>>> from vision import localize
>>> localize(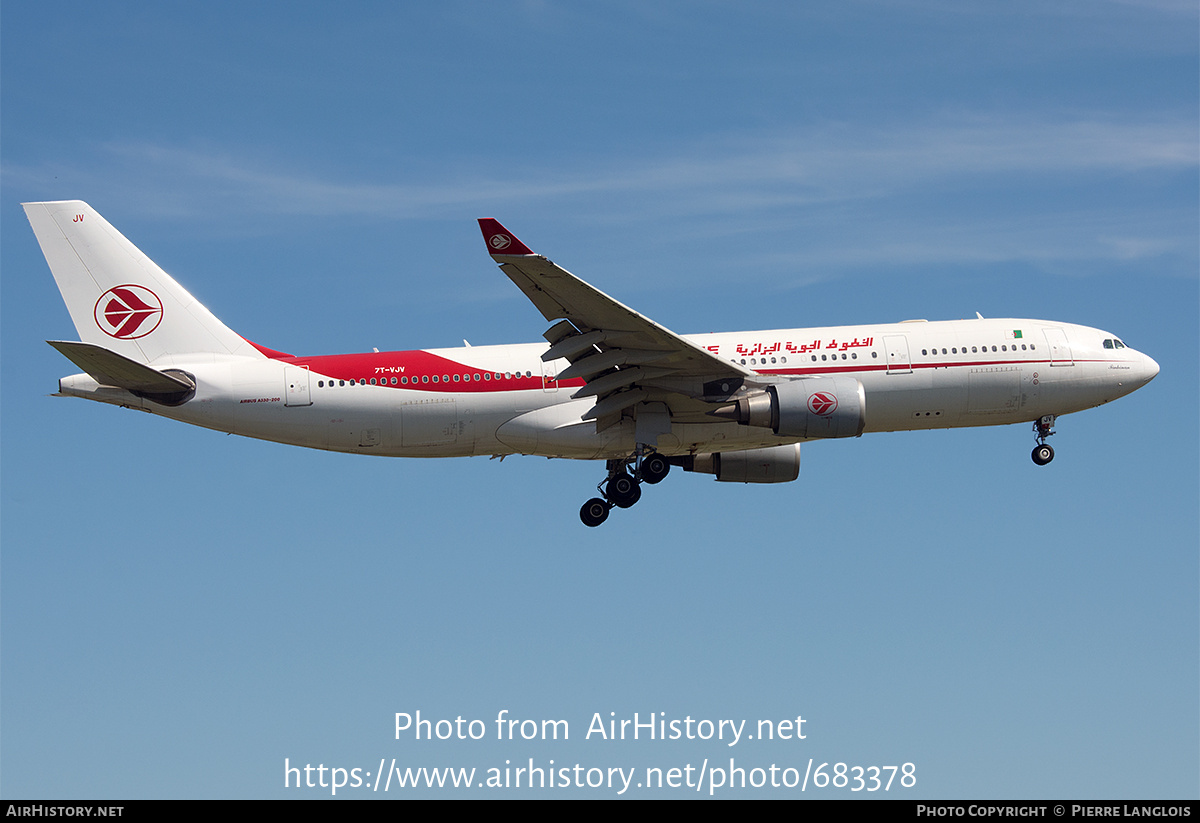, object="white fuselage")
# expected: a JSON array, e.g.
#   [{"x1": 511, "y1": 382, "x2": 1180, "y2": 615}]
[{"x1": 57, "y1": 317, "x2": 1159, "y2": 461}]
